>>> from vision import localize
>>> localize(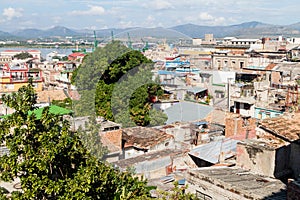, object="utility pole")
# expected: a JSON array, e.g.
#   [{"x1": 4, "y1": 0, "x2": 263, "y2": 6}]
[{"x1": 227, "y1": 78, "x2": 233, "y2": 111}]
